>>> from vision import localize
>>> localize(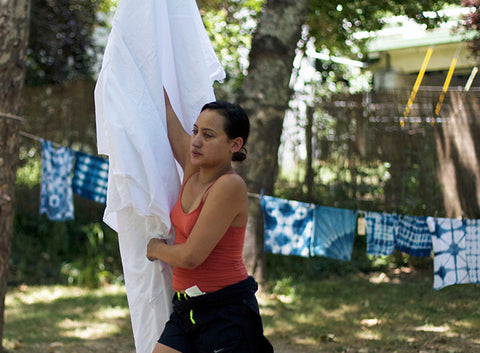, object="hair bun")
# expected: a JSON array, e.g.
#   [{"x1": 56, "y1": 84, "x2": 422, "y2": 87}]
[{"x1": 232, "y1": 147, "x2": 247, "y2": 162}]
